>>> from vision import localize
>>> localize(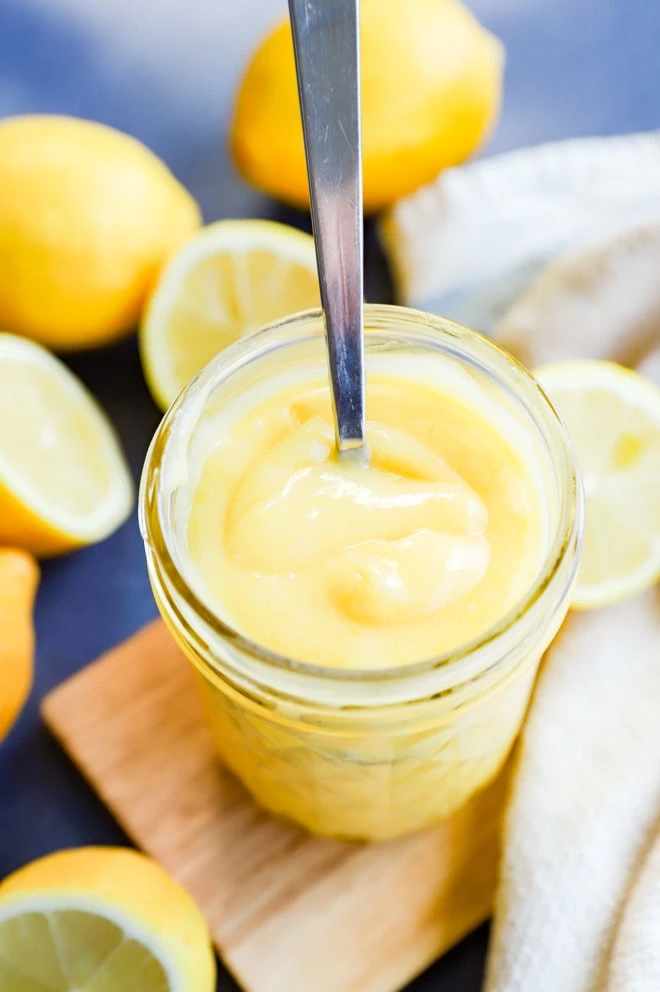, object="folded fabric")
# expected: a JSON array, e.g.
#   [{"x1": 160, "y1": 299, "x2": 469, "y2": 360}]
[
  {"x1": 476, "y1": 197, "x2": 660, "y2": 989},
  {"x1": 607, "y1": 831, "x2": 660, "y2": 991},
  {"x1": 639, "y1": 347, "x2": 660, "y2": 386},
  {"x1": 485, "y1": 590, "x2": 660, "y2": 992},
  {"x1": 493, "y1": 221, "x2": 660, "y2": 368},
  {"x1": 382, "y1": 132, "x2": 660, "y2": 333},
  {"x1": 383, "y1": 136, "x2": 660, "y2": 990}
]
